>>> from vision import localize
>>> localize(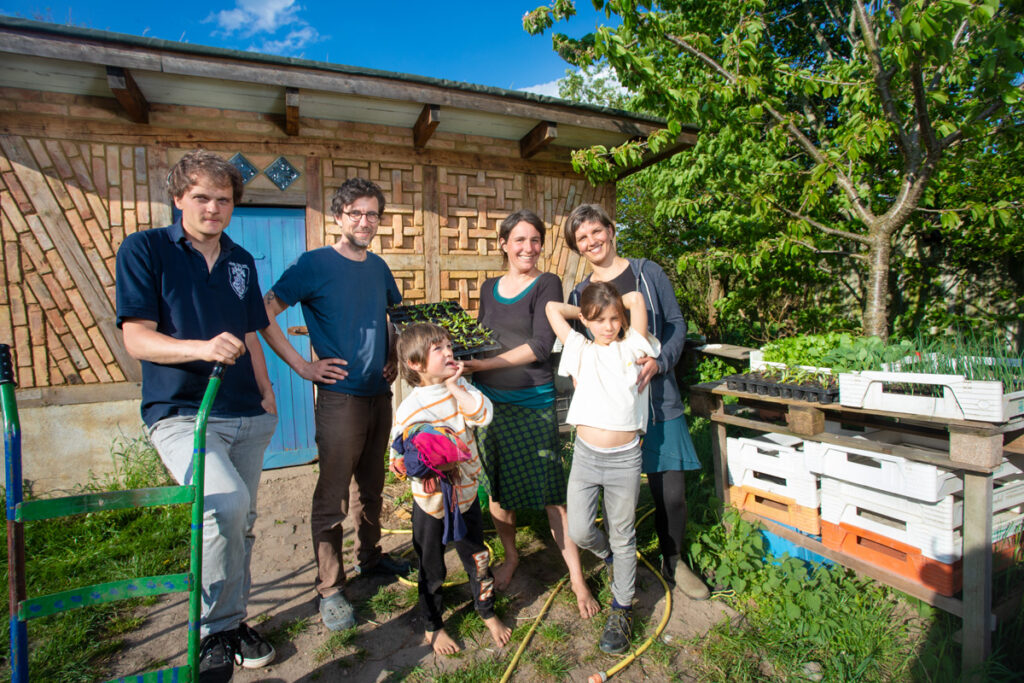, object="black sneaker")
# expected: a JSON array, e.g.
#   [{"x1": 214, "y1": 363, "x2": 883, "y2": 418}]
[
  {"x1": 199, "y1": 631, "x2": 241, "y2": 683},
  {"x1": 598, "y1": 607, "x2": 632, "y2": 655},
  {"x1": 236, "y1": 622, "x2": 275, "y2": 669}
]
